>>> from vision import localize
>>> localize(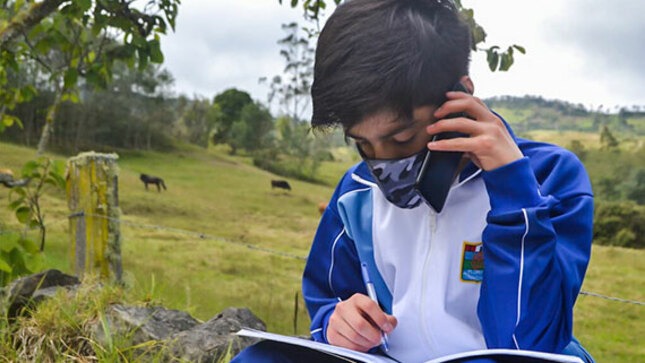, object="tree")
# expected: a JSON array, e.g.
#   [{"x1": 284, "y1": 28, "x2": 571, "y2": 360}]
[
  {"x1": 0, "y1": 0, "x2": 180, "y2": 154},
  {"x1": 280, "y1": 0, "x2": 525, "y2": 73},
  {"x1": 626, "y1": 169, "x2": 645, "y2": 205},
  {"x1": 593, "y1": 201, "x2": 645, "y2": 249},
  {"x1": 261, "y1": 22, "x2": 314, "y2": 122},
  {"x1": 273, "y1": 115, "x2": 325, "y2": 178},
  {"x1": 275, "y1": 115, "x2": 309, "y2": 157},
  {"x1": 596, "y1": 176, "x2": 621, "y2": 201},
  {"x1": 229, "y1": 102, "x2": 274, "y2": 154},
  {"x1": 568, "y1": 139, "x2": 587, "y2": 161},
  {"x1": 599, "y1": 125, "x2": 619, "y2": 150},
  {"x1": 2, "y1": 62, "x2": 178, "y2": 152},
  {"x1": 211, "y1": 88, "x2": 253, "y2": 145},
  {"x1": 179, "y1": 97, "x2": 221, "y2": 148}
]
